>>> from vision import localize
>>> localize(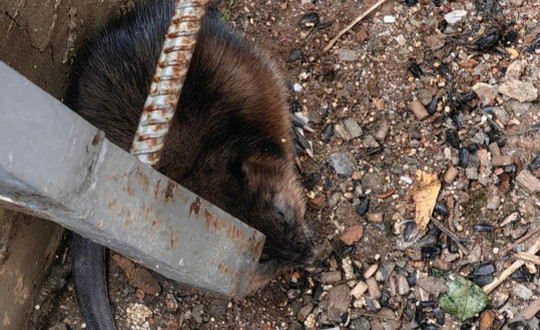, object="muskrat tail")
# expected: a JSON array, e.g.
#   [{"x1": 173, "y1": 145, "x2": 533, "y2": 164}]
[{"x1": 72, "y1": 234, "x2": 116, "y2": 330}]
